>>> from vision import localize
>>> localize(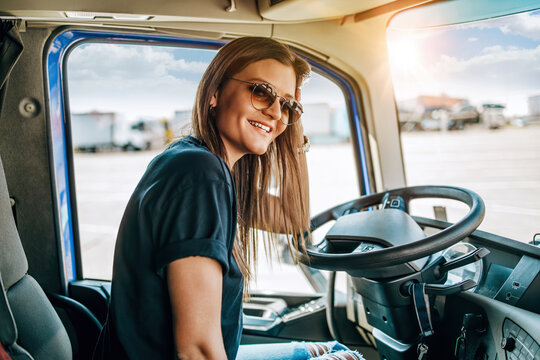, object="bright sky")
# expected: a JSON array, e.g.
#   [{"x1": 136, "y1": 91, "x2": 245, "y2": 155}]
[
  {"x1": 67, "y1": 45, "x2": 214, "y2": 121},
  {"x1": 387, "y1": 9, "x2": 540, "y2": 116}
]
